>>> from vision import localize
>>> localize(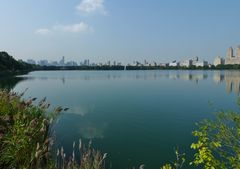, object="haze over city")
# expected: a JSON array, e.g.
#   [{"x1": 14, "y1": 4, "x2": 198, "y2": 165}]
[{"x1": 1, "y1": 0, "x2": 240, "y2": 64}]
